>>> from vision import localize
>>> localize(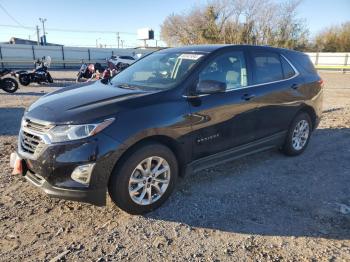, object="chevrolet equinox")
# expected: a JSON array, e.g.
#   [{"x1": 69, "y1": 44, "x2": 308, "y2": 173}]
[{"x1": 10, "y1": 45, "x2": 323, "y2": 214}]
